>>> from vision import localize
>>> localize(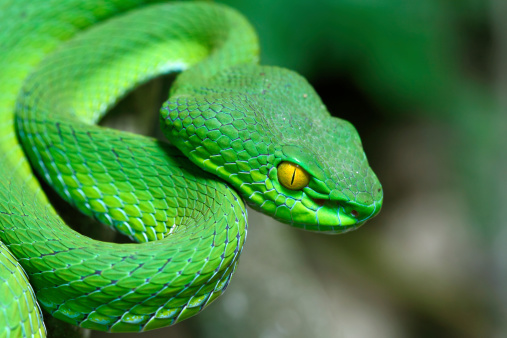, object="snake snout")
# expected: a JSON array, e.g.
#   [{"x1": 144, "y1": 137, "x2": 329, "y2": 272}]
[{"x1": 346, "y1": 199, "x2": 382, "y2": 223}]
